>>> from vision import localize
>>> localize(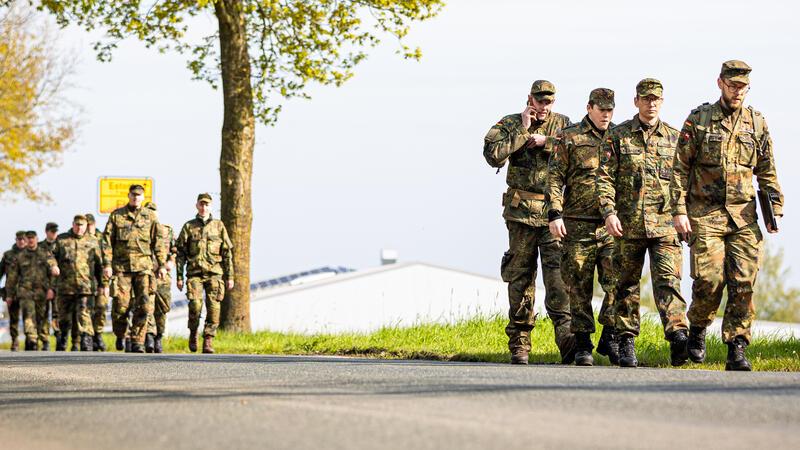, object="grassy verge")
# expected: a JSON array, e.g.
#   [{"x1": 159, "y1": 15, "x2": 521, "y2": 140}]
[
  {"x1": 4, "y1": 316, "x2": 798, "y2": 371},
  {"x1": 158, "y1": 315, "x2": 799, "y2": 371}
]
